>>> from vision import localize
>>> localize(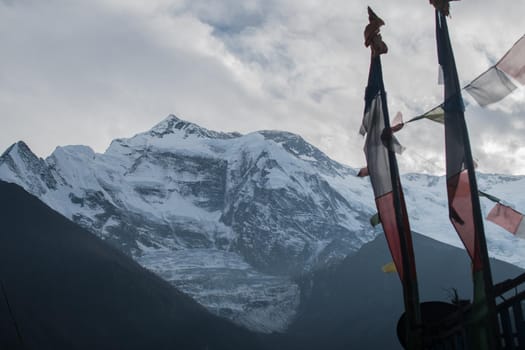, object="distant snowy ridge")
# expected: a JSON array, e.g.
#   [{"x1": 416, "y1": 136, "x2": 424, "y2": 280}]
[
  {"x1": 402, "y1": 172, "x2": 525, "y2": 268},
  {"x1": 2, "y1": 114, "x2": 525, "y2": 331}
]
